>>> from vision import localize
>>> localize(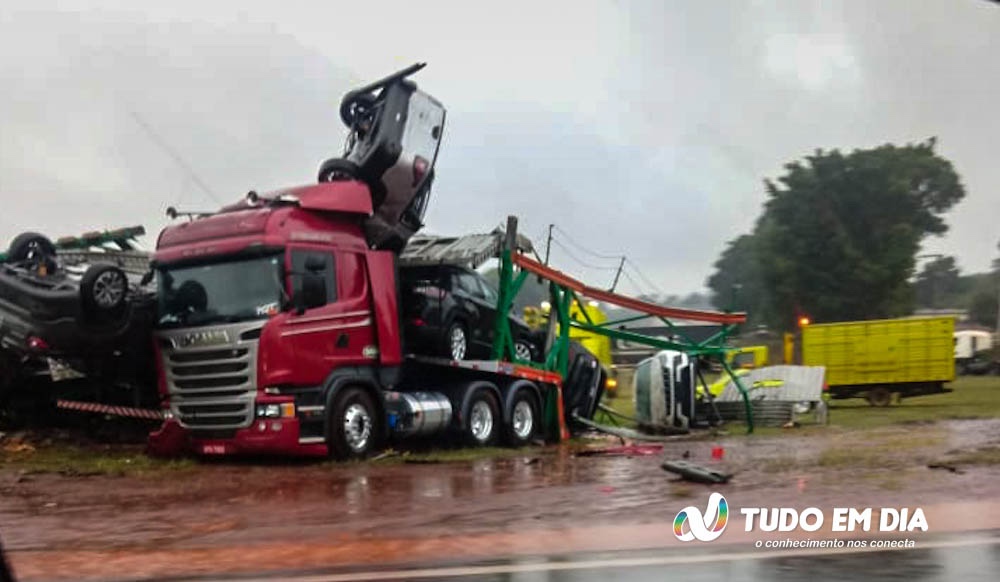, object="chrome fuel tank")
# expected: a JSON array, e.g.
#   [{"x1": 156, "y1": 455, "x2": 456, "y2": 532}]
[{"x1": 384, "y1": 391, "x2": 453, "y2": 437}]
